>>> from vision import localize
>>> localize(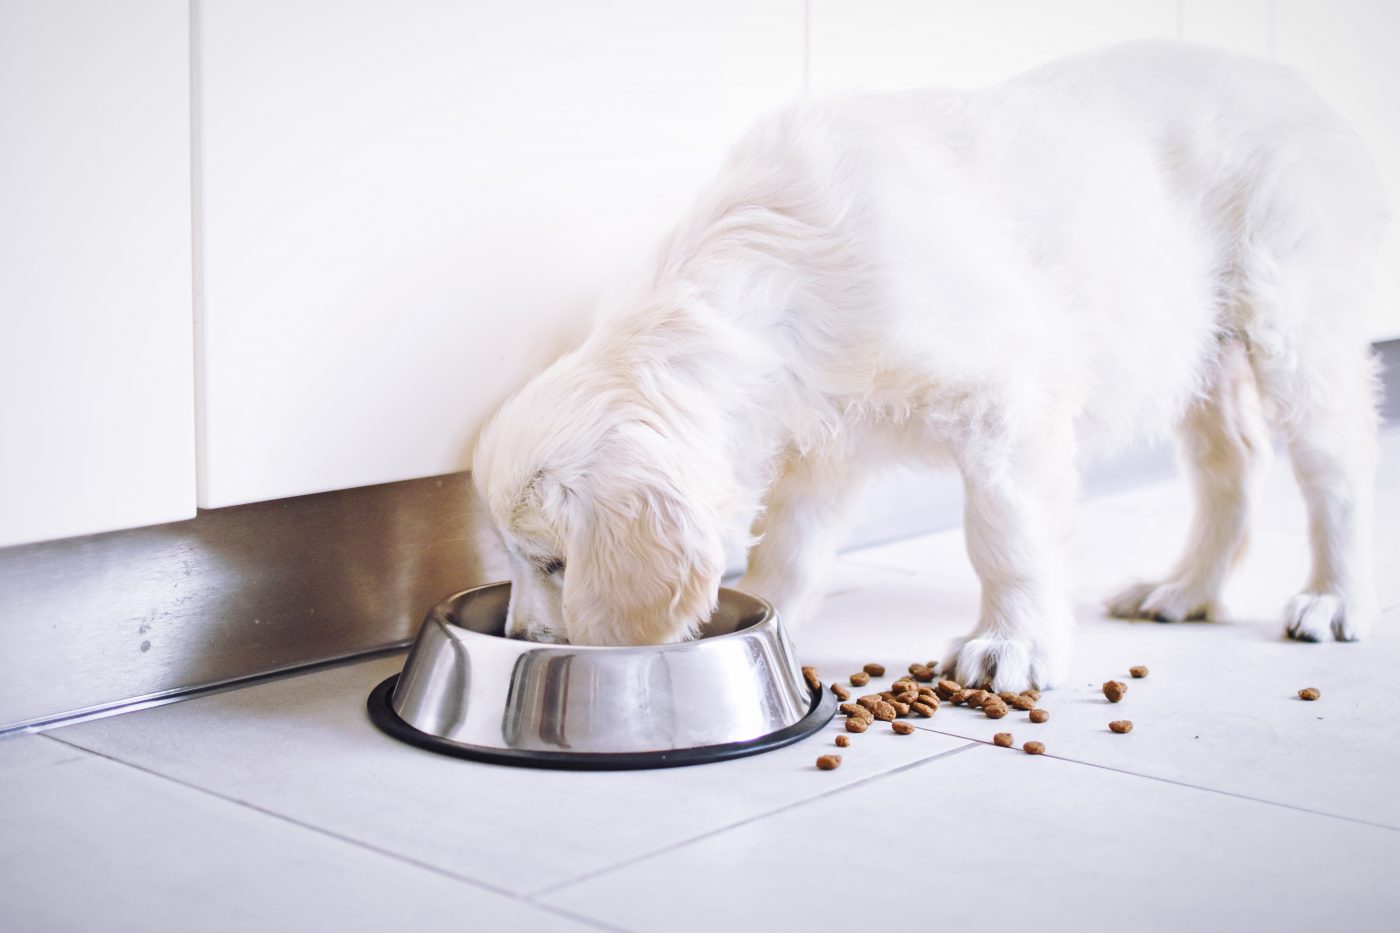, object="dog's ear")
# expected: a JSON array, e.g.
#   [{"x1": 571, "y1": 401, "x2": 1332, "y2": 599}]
[{"x1": 559, "y1": 454, "x2": 725, "y2": 646}]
